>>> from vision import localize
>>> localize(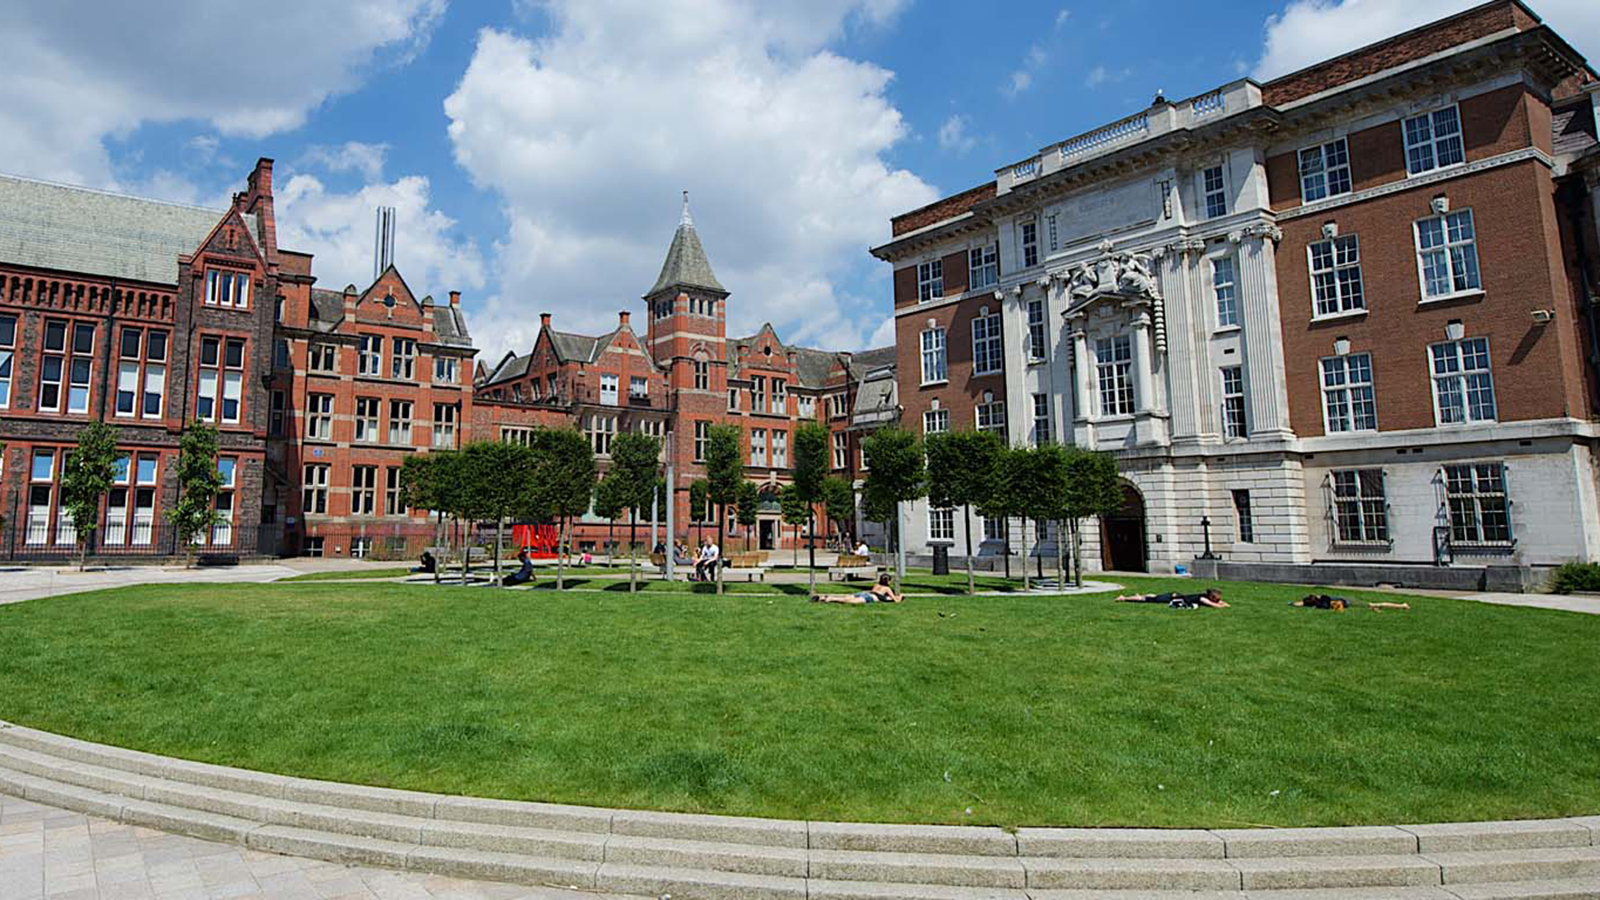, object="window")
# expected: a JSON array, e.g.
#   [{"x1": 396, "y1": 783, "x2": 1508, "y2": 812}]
[
  {"x1": 771, "y1": 379, "x2": 787, "y2": 415},
  {"x1": 1018, "y1": 218, "x2": 1039, "y2": 268},
  {"x1": 728, "y1": 388, "x2": 740, "y2": 411},
  {"x1": 693, "y1": 359, "x2": 709, "y2": 390},
  {"x1": 303, "y1": 537, "x2": 325, "y2": 558},
  {"x1": 751, "y1": 428, "x2": 768, "y2": 467},
  {"x1": 1431, "y1": 337, "x2": 1495, "y2": 424},
  {"x1": 502, "y1": 426, "x2": 535, "y2": 446},
  {"x1": 967, "y1": 313, "x2": 1003, "y2": 378},
  {"x1": 1202, "y1": 165, "x2": 1227, "y2": 219},
  {"x1": 916, "y1": 259, "x2": 944, "y2": 302},
  {"x1": 1221, "y1": 366, "x2": 1248, "y2": 439},
  {"x1": 828, "y1": 394, "x2": 848, "y2": 419},
  {"x1": 1404, "y1": 106, "x2": 1464, "y2": 175},
  {"x1": 1032, "y1": 394, "x2": 1051, "y2": 445},
  {"x1": 302, "y1": 464, "x2": 329, "y2": 515},
  {"x1": 434, "y1": 356, "x2": 458, "y2": 384},
  {"x1": 1025, "y1": 299, "x2": 1047, "y2": 362},
  {"x1": 976, "y1": 400, "x2": 1006, "y2": 438},
  {"x1": 212, "y1": 459, "x2": 236, "y2": 544},
  {"x1": 309, "y1": 343, "x2": 337, "y2": 373},
  {"x1": 969, "y1": 244, "x2": 999, "y2": 290},
  {"x1": 105, "y1": 456, "x2": 130, "y2": 546},
  {"x1": 385, "y1": 467, "x2": 406, "y2": 516},
  {"x1": 929, "y1": 507, "x2": 955, "y2": 542},
  {"x1": 772, "y1": 430, "x2": 788, "y2": 468},
  {"x1": 390, "y1": 338, "x2": 416, "y2": 380},
  {"x1": 1298, "y1": 138, "x2": 1352, "y2": 201},
  {"x1": 388, "y1": 400, "x2": 413, "y2": 444},
  {"x1": 1309, "y1": 235, "x2": 1364, "y2": 317},
  {"x1": 923, "y1": 408, "x2": 950, "y2": 435},
  {"x1": 1321, "y1": 354, "x2": 1376, "y2": 433},
  {"x1": 269, "y1": 390, "x2": 285, "y2": 437},
  {"x1": 833, "y1": 431, "x2": 848, "y2": 469},
  {"x1": 0, "y1": 313, "x2": 12, "y2": 407},
  {"x1": 40, "y1": 320, "x2": 94, "y2": 414},
  {"x1": 433, "y1": 403, "x2": 458, "y2": 449},
  {"x1": 797, "y1": 395, "x2": 815, "y2": 418},
  {"x1": 1213, "y1": 257, "x2": 1239, "y2": 327},
  {"x1": 351, "y1": 537, "x2": 372, "y2": 559},
  {"x1": 630, "y1": 376, "x2": 649, "y2": 399},
  {"x1": 354, "y1": 397, "x2": 380, "y2": 443},
  {"x1": 27, "y1": 451, "x2": 56, "y2": 545},
  {"x1": 273, "y1": 339, "x2": 290, "y2": 370},
  {"x1": 115, "y1": 327, "x2": 167, "y2": 419},
  {"x1": 307, "y1": 393, "x2": 334, "y2": 440},
  {"x1": 1443, "y1": 463, "x2": 1512, "y2": 546},
  {"x1": 358, "y1": 335, "x2": 382, "y2": 376},
  {"x1": 205, "y1": 269, "x2": 250, "y2": 308},
  {"x1": 983, "y1": 517, "x2": 1005, "y2": 542},
  {"x1": 197, "y1": 337, "x2": 244, "y2": 423},
  {"x1": 1331, "y1": 469, "x2": 1388, "y2": 544},
  {"x1": 694, "y1": 421, "x2": 710, "y2": 462},
  {"x1": 352, "y1": 466, "x2": 377, "y2": 516},
  {"x1": 750, "y1": 376, "x2": 766, "y2": 412},
  {"x1": 920, "y1": 328, "x2": 947, "y2": 384},
  {"x1": 600, "y1": 373, "x2": 619, "y2": 405},
  {"x1": 1416, "y1": 209, "x2": 1480, "y2": 300},
  {"x1": 1233, "y1": 490, "x2": 1254, "y2": 543},
  {"x1": 1095, "y1": 335, "x2": 1135, "y2": 416}
]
